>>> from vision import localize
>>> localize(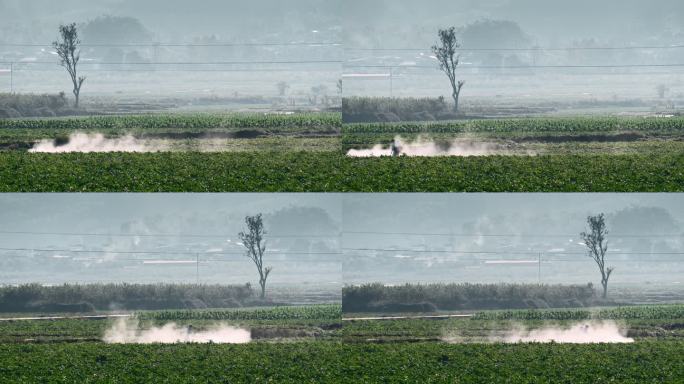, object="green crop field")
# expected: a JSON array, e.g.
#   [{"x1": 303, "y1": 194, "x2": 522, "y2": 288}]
[
  {"x1": 1, "y1": 304, "x2": 682, "y2": 382},
  {"x1": 341, "y1": 304, "x2": 684, "y2": 341},
  {"x1": 0, "y1": 112, "x2": 341, "y2": 152},
  {"x1": 1, "y1": 115, "x2": 683, "y2": 191},
  {"x1": 0, "y1": 341, "x2": 681, "y2": 383},
  {"x1": 343, "y1": 117, "x2": 684, "y2": 134},
  {"x1": 136, "y1": 304, "x2": 342, "y2": 322},
  {"x1": 331, "y1": 304, "x2": 684, "y2": 382},
  {"x1": 472, "y1": 304, "x2": 684, "y2": 321},
  {"x1": 0, "y1": 112, "x2": 341, "y2": 131},
  {"x1": 342, "y1": 117, "x2": 684, "y2": 154},
  {"x1": 0, "y1": 304, "x2": 343, "y2": 344},
  {"x1": 1, "y1": 152, "x2": 683, "y2": 192}
]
